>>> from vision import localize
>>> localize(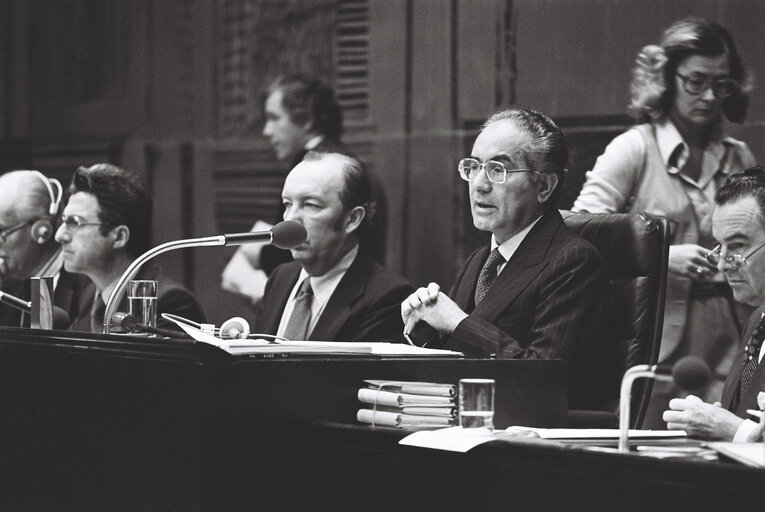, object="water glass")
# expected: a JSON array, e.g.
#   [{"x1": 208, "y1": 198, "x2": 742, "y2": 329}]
[
  {"x1": 459, "y1": 378, "x2": 495, "y2": 429},
  {"x1": 128, "y1": 280, "x2": 158, "y2": 334}
]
